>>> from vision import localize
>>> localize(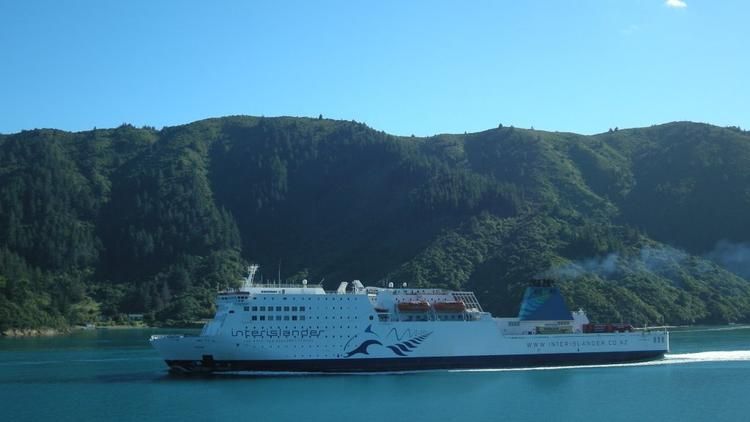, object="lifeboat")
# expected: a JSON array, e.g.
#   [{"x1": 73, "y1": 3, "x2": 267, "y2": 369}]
[
  {"x1": 397, "y1": 301, "x2": 431, "y2": 312},
  {"x1": 433, "y1": 301, "x2": 466, "y2": 313}
]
